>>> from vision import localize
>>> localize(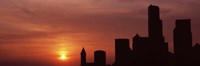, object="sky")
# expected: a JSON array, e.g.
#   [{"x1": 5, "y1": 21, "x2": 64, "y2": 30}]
[{"x1": 0, "y1": 0, "x2": 200, "y2": 66}]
